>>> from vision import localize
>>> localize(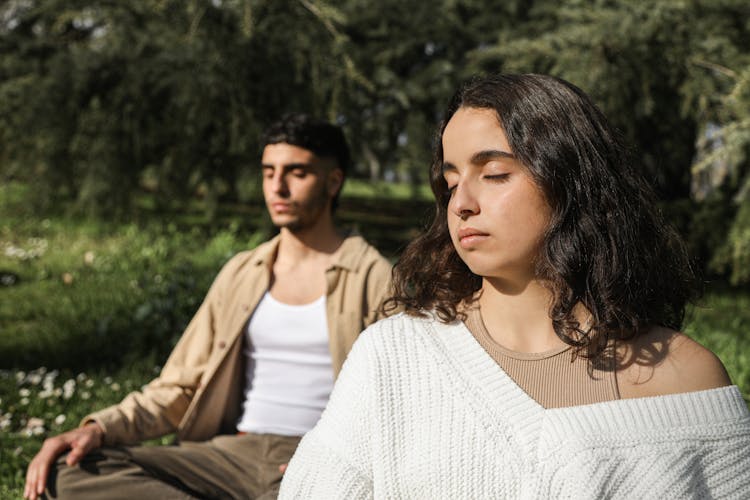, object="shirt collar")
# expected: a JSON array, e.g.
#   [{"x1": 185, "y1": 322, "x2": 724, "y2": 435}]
[{"x1": 250, "y1": 232, "x2": 368, "y2": 273}]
